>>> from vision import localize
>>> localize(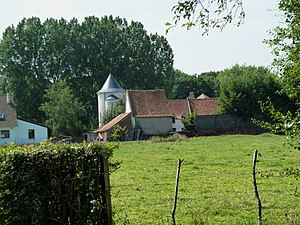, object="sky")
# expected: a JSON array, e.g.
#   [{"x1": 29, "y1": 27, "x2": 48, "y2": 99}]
[{"x1": 0, "y1": 0, "x2": 280, "y2": 74}]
